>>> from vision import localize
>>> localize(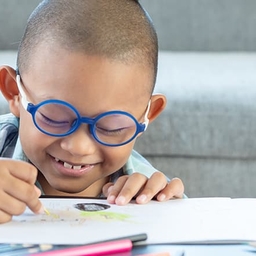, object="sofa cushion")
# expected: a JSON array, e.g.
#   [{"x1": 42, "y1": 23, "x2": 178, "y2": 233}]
[{"x1": 135, "y1": 52, "x2": 256, "y2": 159}]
